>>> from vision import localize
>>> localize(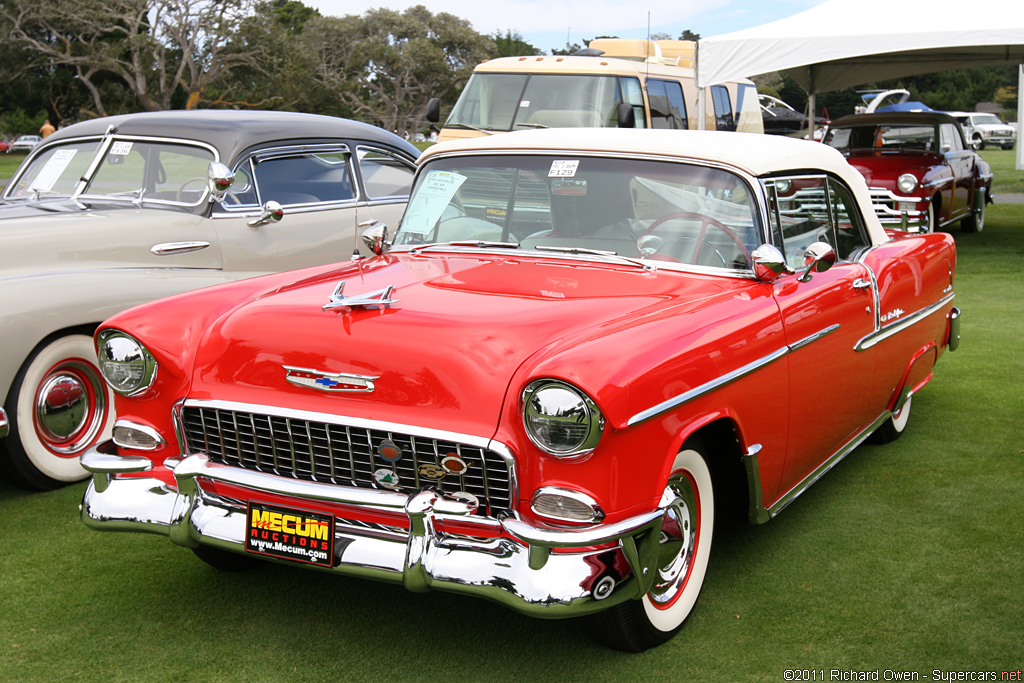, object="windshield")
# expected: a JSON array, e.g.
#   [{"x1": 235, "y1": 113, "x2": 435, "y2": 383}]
[
  {"x1": 823, "y1": 123, "x2": 937, "y2": 152},
  {"x1": 4, "y1": 141, "x2": 101, "y2": 199},
  {"x1": 446, "y1": 73, "x2": 644, "y2": 132},
  {"x1": 4, "y1": 138, "x2": 215, "y2": 205},
  {"x1": 396, "y1": 155, "x2": 761, "y2": 270},
  {"x1": 972, "y1": 114, "x2": 1003, "y2": 126}
]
